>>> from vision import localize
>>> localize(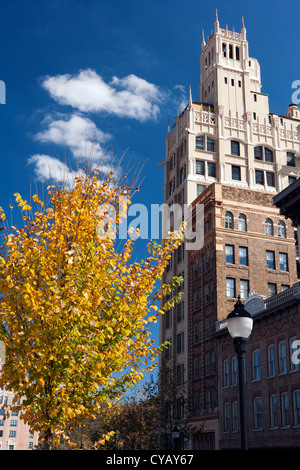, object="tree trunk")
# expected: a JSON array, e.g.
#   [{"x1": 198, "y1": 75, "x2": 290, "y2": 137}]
[{"x1": 43, "y1": 428, "x2": 53, "y2": 450}]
